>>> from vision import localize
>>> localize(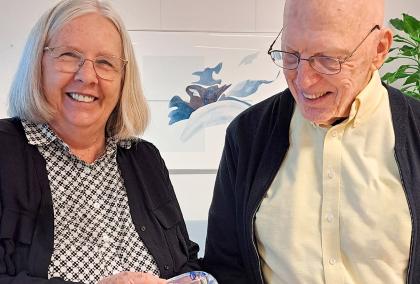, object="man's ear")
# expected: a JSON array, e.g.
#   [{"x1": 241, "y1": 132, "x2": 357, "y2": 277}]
[{"x1": 372, "y1": 28, "x2": 393, "y2": 69}]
